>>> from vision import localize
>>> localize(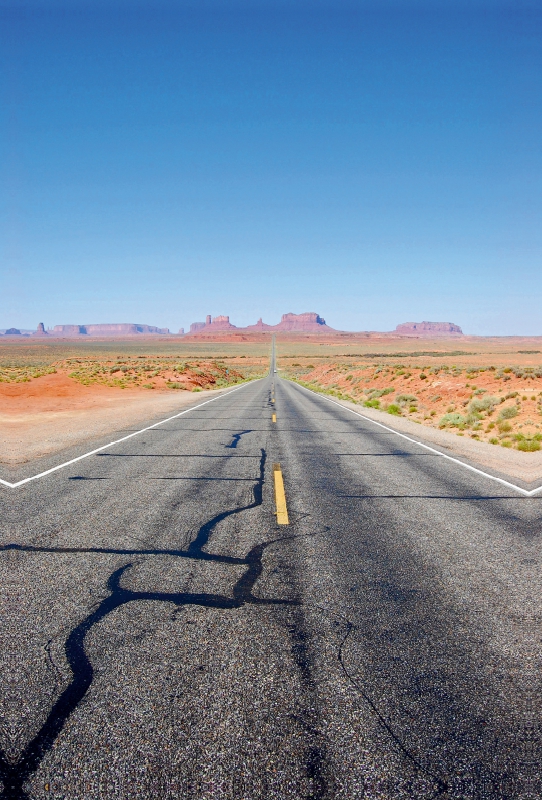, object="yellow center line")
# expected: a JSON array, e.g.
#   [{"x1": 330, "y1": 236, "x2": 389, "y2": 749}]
[
  {"x1": 273, "y1": 463, "x2": 289, "y2": 525},
  {"x1": 272, "y1": 412, "x2": 276, "y2": 423}
]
